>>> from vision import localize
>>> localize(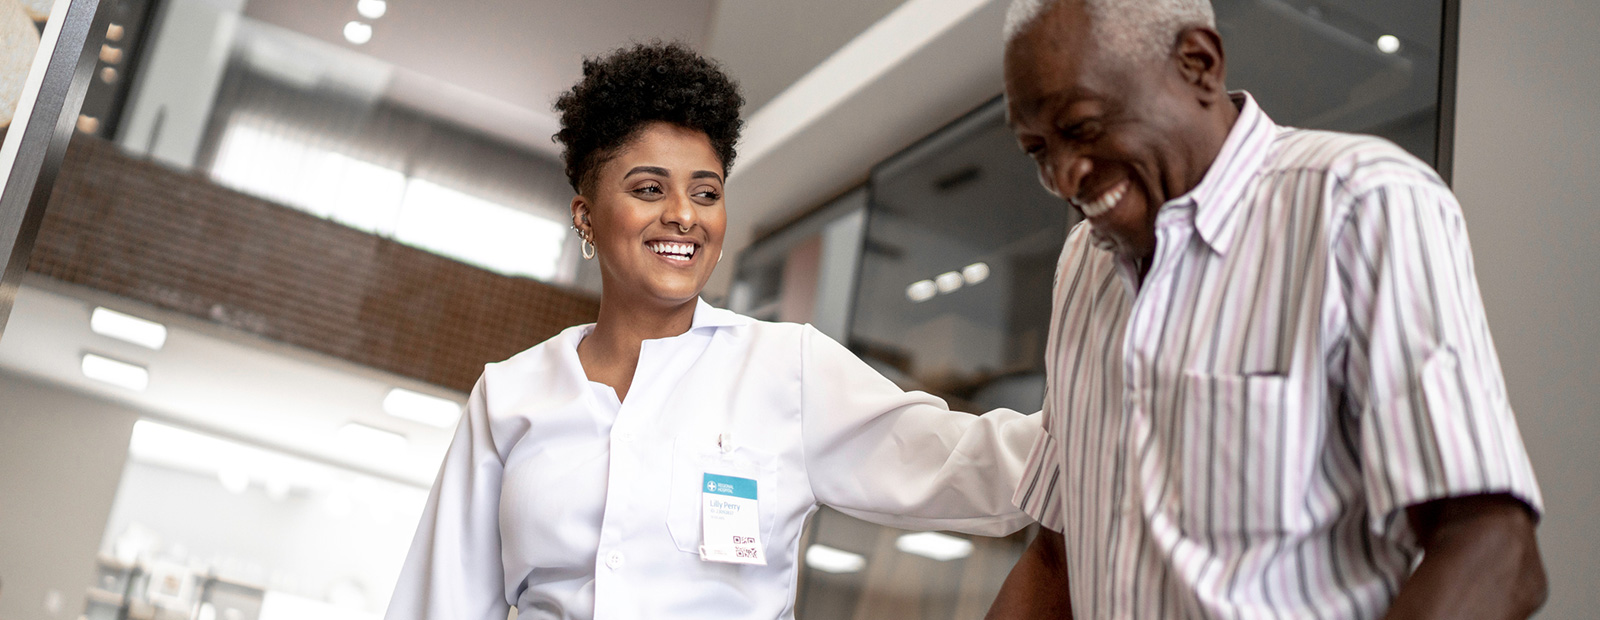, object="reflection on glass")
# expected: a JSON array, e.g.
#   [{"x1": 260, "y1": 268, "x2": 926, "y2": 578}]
[
  {"x1": 1218, "y1": 0, "x2": 1445, "y2": 164},
  {"x1": 850, "y1": 98, "x2": 1071, "y2": 416}
]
